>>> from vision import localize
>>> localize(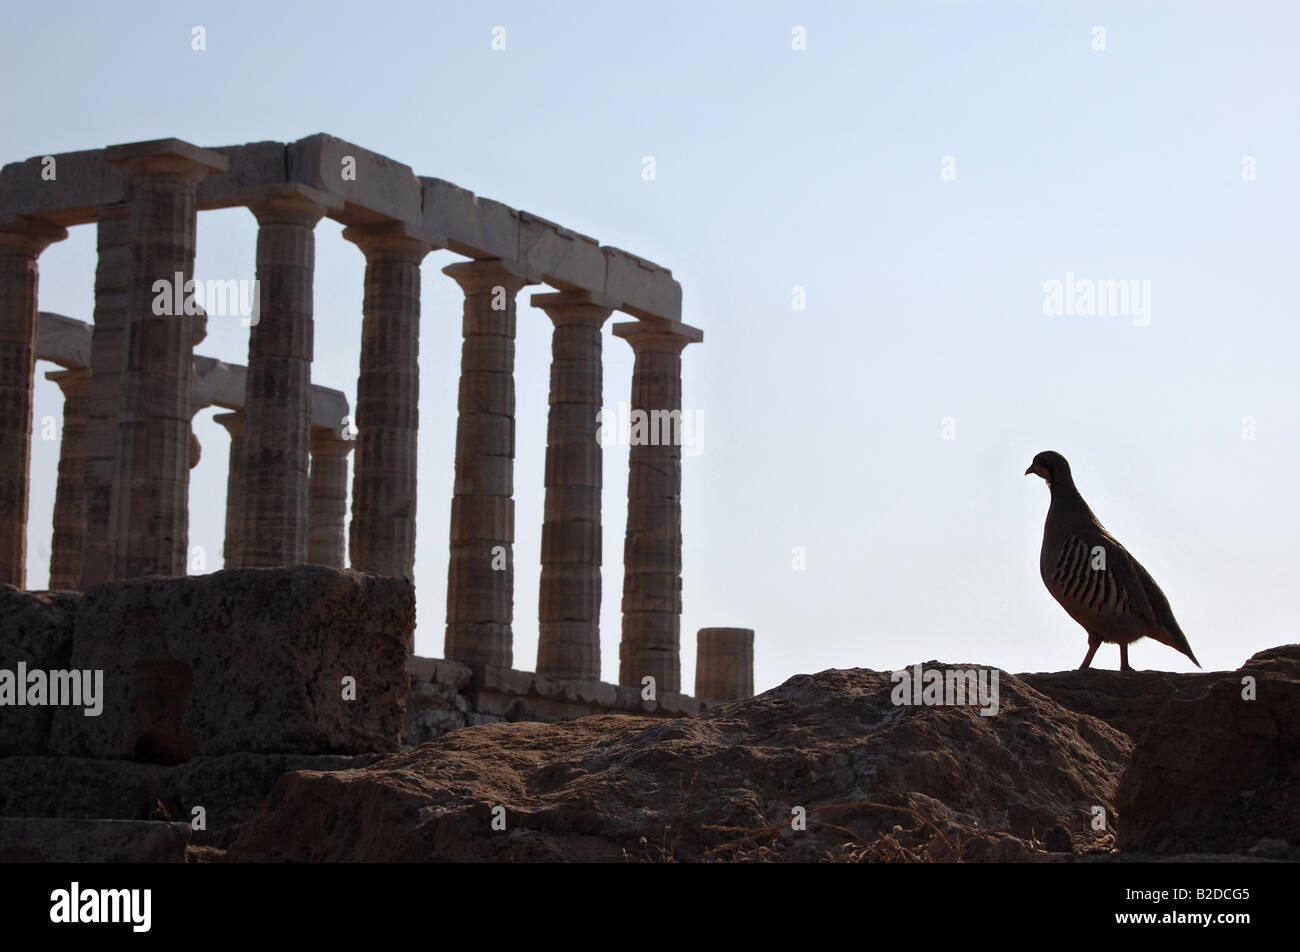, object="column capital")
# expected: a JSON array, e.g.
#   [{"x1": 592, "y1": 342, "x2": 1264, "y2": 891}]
[
  {"x1": 342, "y1": 221, "x2": 438, "y2": 259},
  {"x1": 612, "y1": 318, "x2": 703, "y2": 354},
  {"x1": 311, "y1": 425, "x2": 356, "y2": 456},
  {"x1": 245, "y1": 183, "x2": 342, "y2": 227},
  {"x1": 106, "y1": 138, "x2": 229, "y2": 183},
  {"x1": 443, "y1": 257, "x2": 530, "y2": 296},
  {"x1": 0, "y1": 216, "x2": 68, "y2": 256},
  {"x1": 212, "y1": 409, "x2": 245, "y2": 438},
  {"x1": 45, "y1": 367, "x2": 92, "y2": 397},
  {"x1": 531, "y1": 290, "x2": 615, "y2": 327}
]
